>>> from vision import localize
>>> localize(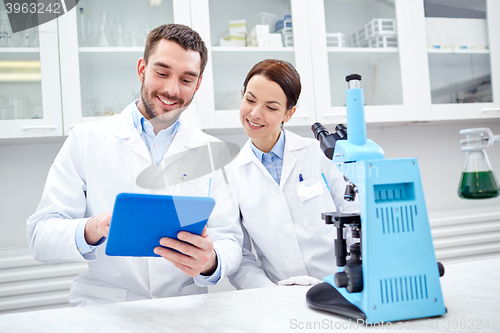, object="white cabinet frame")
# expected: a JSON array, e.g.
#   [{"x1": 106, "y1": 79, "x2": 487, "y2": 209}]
[
  {"x1": 191, "y1": 0, "x2": 317, "y2": 130},
  {"x1": 58, "y1": 0, "x2": 192, "y2": 135},
  {"x1": 0, "y1": 19, "x2": 63, "y2": 139}
]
